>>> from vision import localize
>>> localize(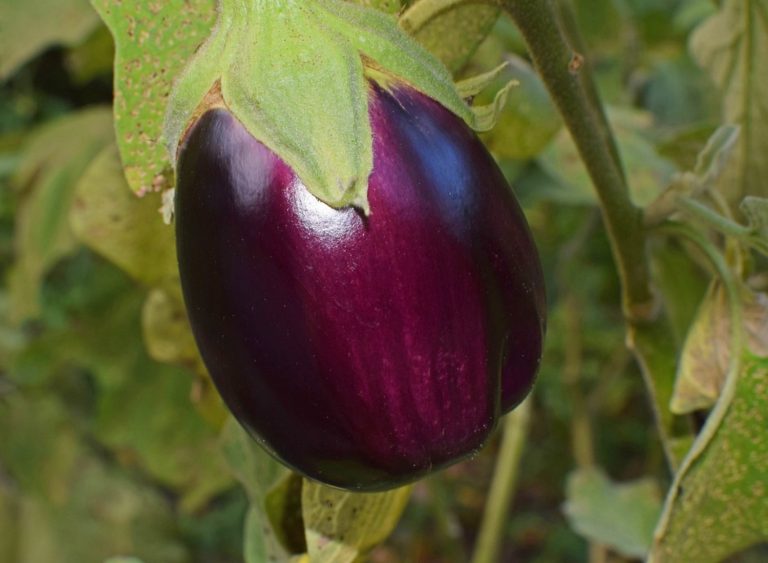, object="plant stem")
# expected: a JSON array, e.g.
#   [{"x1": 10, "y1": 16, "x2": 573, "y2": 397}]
[
  {"x1": 470, "y1": 398, "x2": 532, "y2": 563},
  {"x1": 500, "y1": 0, "x2": 653, "y2": 321}
]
